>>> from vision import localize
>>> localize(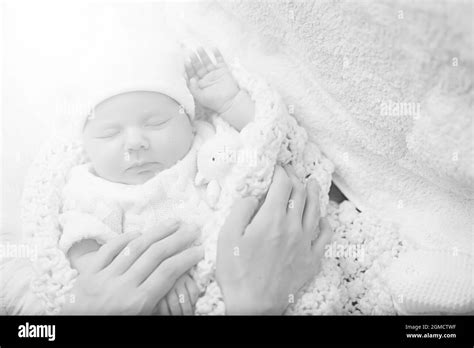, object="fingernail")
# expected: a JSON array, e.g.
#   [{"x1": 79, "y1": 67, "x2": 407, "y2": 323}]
[
  {"x1": 248, "y1": 196, "x2": 259, "y2": 207},
  {"x1": 165, "y1": 218, "x2": 180, "y2": 228}
]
